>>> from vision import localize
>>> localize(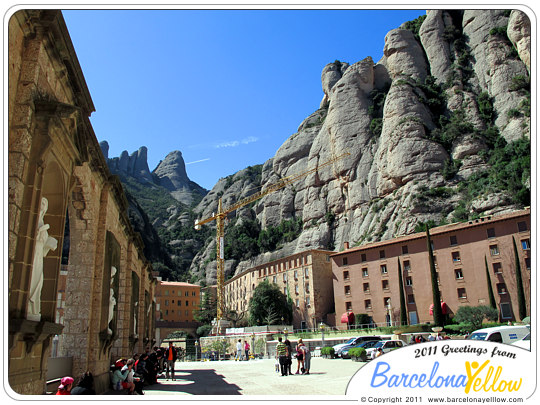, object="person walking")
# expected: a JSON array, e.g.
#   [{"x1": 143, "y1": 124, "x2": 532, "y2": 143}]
[
  {"x1": 295, "y1": 339, "x2": 305, "y2": 374},
  {"x1": 244, "y1": 340, "x2": 250, "y2": 361},
  {"x1": 164, "y1": 342, "x2": 178, "y2": 381},
  {"x1": 284, "y1": 339, "x2": 293, "y2": 376},
  {"x1": 236, "y1": 339, "x2": 243, "y2": 361},
  {"x1": 300, "y1": 341, "x2": 311, "y2": 375},
  {"x1": 276, "y1": 337, "x2": 288, "y2": 376}
]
